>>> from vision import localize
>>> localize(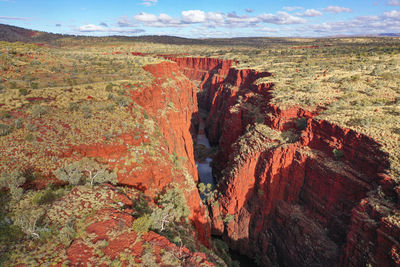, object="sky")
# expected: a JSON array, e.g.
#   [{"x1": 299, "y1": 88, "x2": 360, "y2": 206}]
[{"x1": 0, "y1": 0, "x2": 400, "y2": 38}]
